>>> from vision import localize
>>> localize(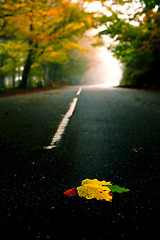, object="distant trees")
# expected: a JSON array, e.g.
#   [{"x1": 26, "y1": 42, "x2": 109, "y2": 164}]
[
  {"x1": 1, "y1": 0, "x2": 159, "y2": 90},
  {"x1": 98, "y1": 0, "x2": 160, "y2": 88},
  {"x1": 0, "y1": 0, "x2": 98, "y2": 89}
]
